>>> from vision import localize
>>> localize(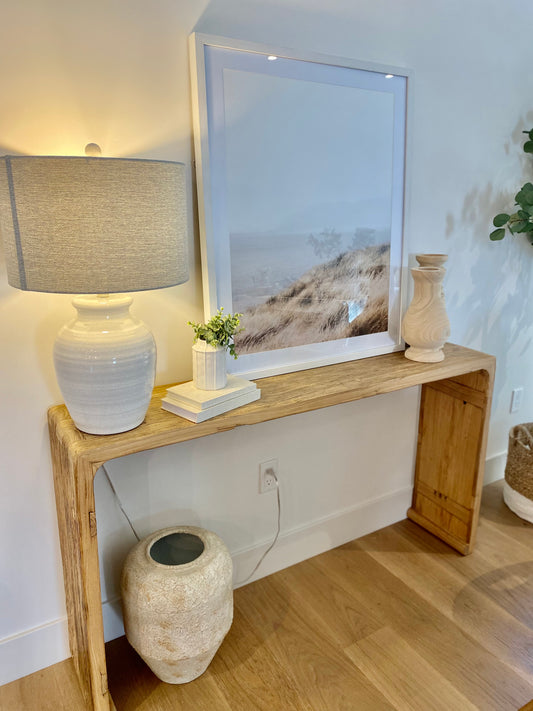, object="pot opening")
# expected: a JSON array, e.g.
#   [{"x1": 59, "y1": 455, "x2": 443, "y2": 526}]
[{"x1": 150, "y1": 532, "x2": 205, "y2": 566}]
